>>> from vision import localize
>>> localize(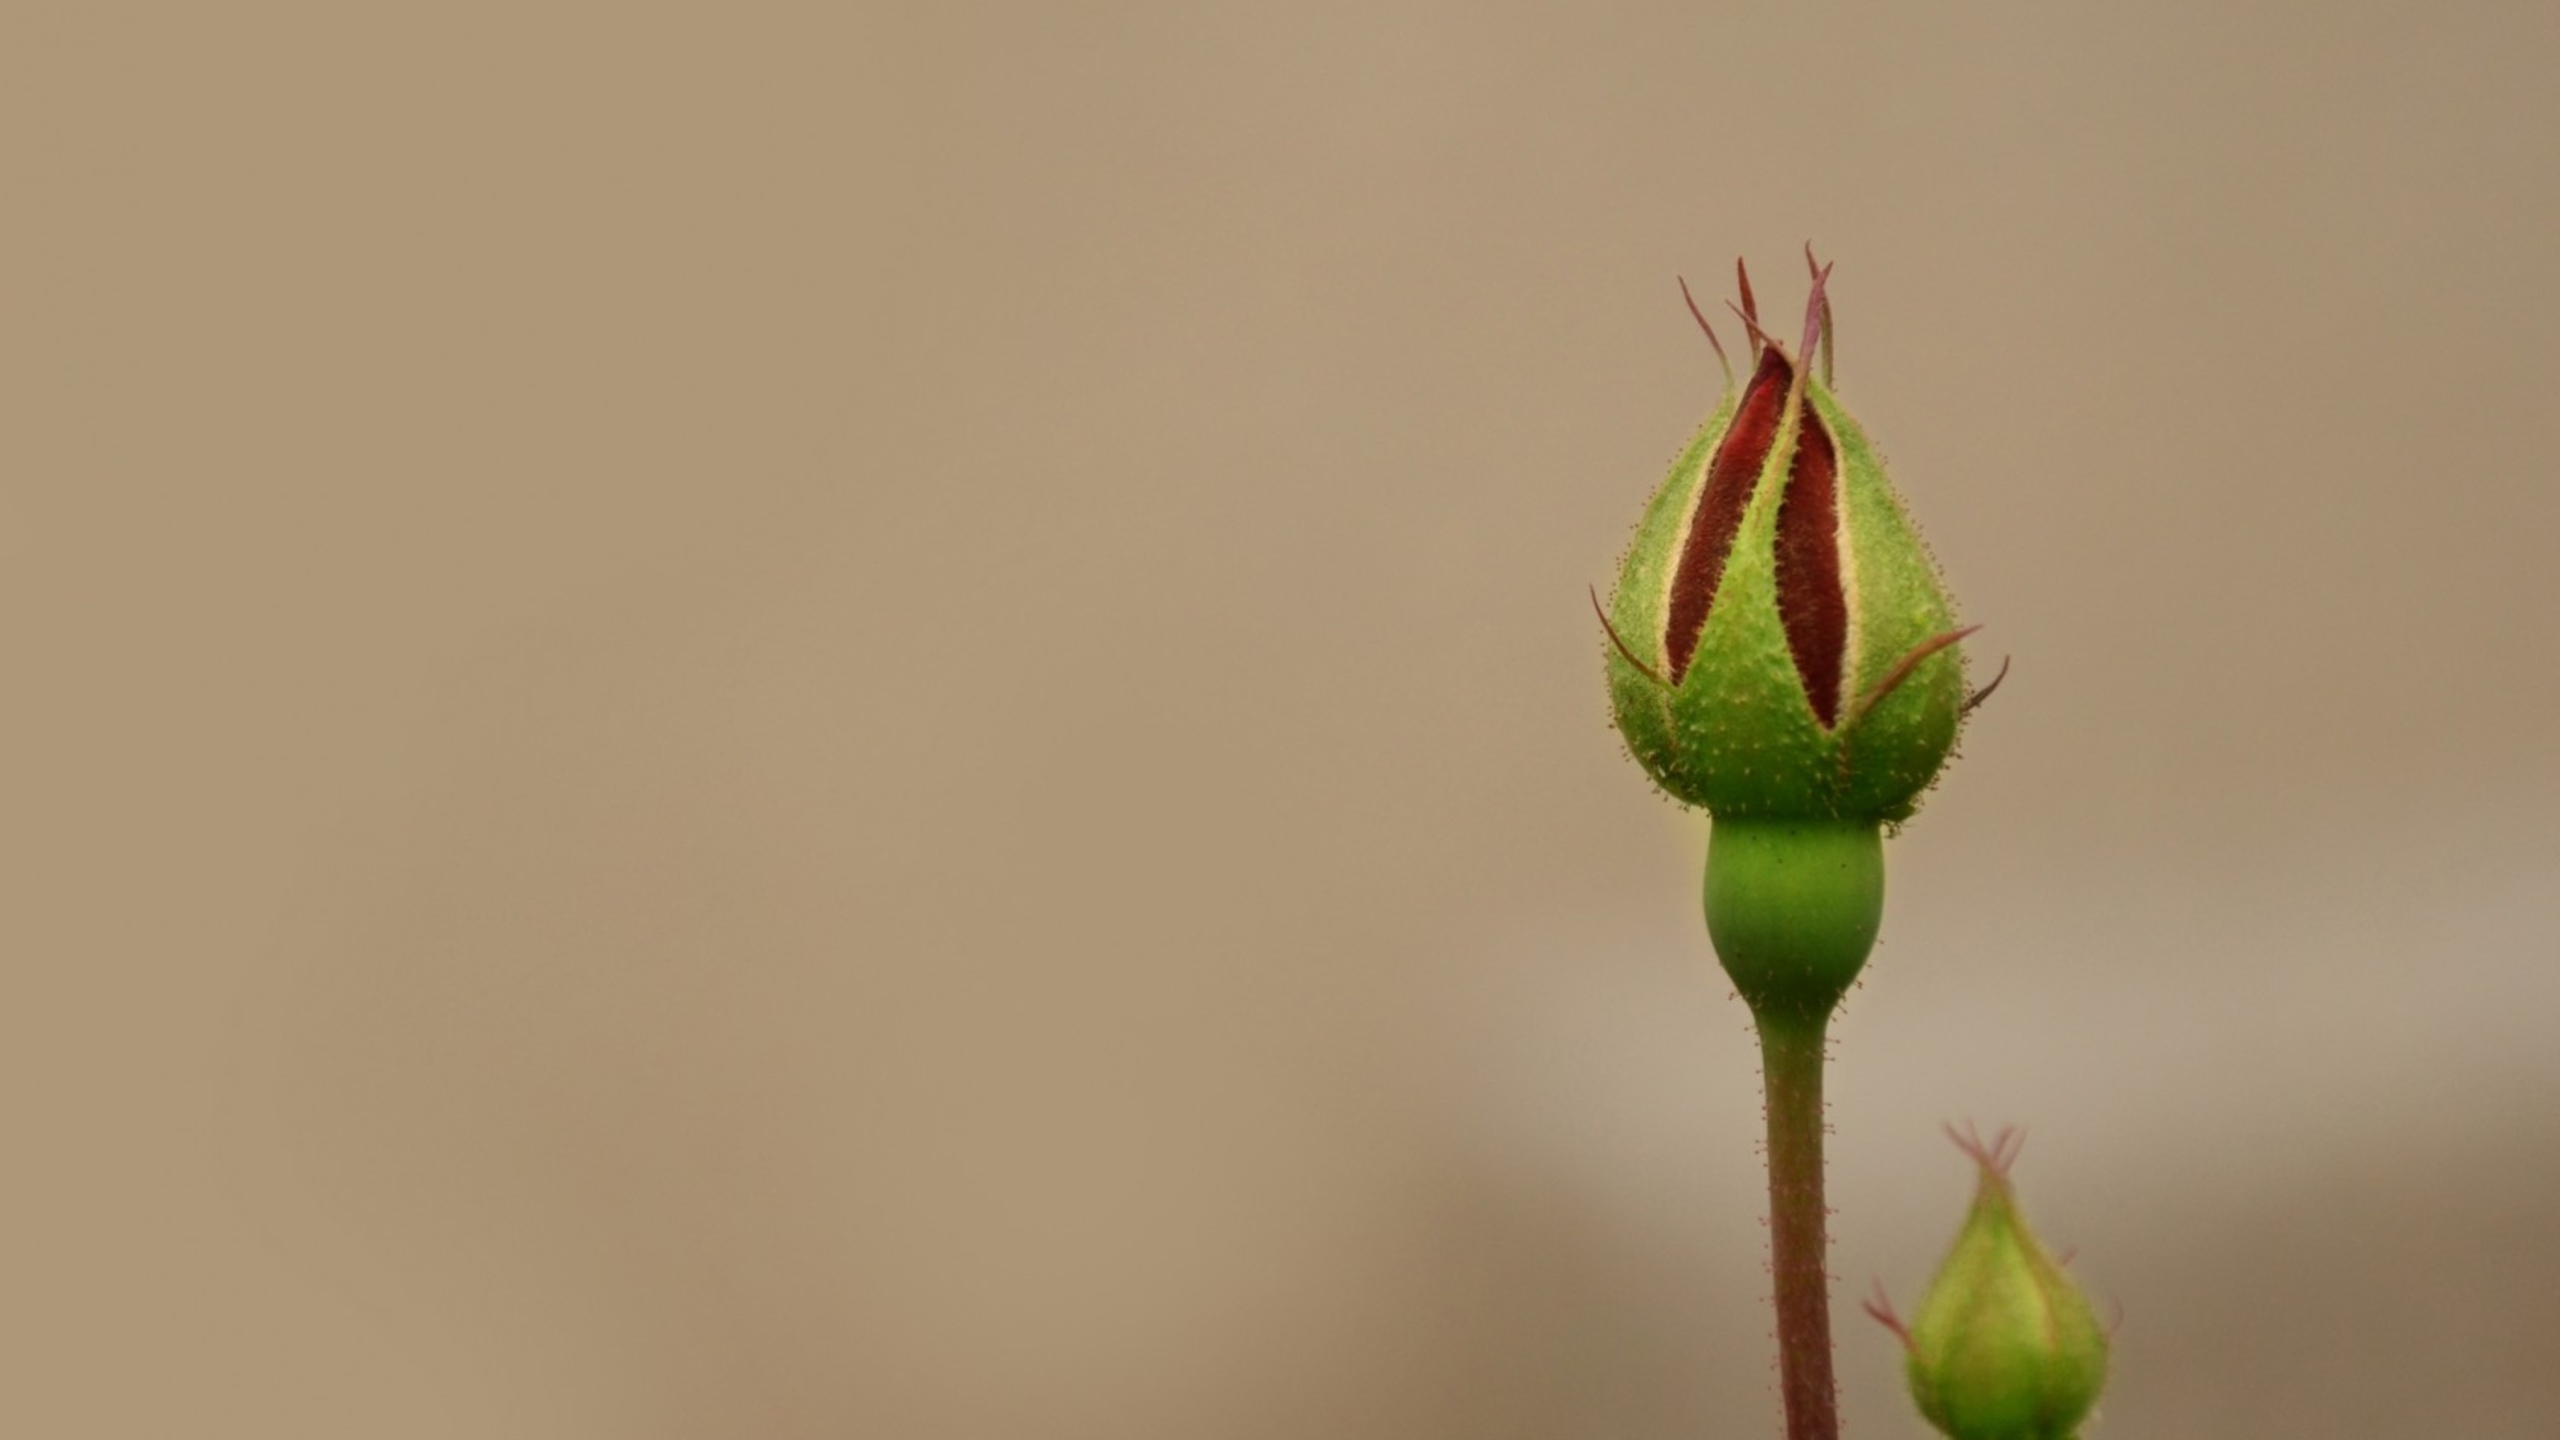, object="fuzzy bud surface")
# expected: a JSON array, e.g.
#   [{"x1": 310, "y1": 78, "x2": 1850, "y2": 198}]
[{"x1": 1603, "y1": 260, "x2": 1975, "y2": 824}]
